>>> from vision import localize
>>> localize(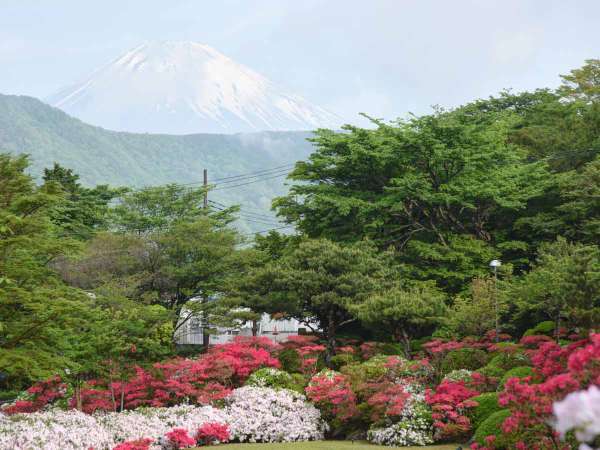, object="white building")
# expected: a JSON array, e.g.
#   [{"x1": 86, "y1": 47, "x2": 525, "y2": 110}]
[{"x1": 174, "y1": 305, "x2": 317, "y2": 345}]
